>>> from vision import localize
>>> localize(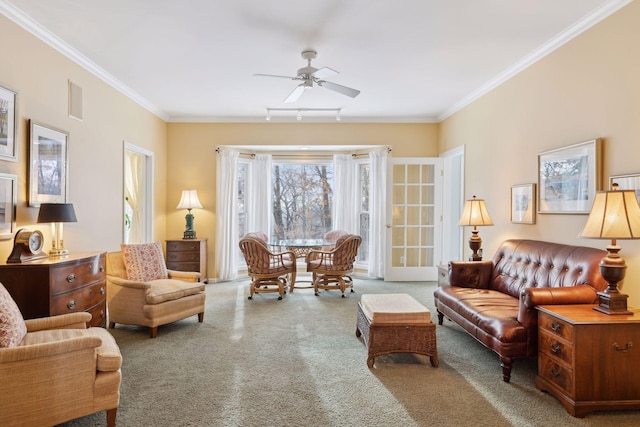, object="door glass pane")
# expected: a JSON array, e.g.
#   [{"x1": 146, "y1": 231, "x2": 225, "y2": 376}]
[
  {"x1": 392, "y1": 206, "x2": 405, "y2": 225},
  {"x1": 407, "y1": 186, "x2": 420, "y2": 204},
  {"x1": 392, "y1": 247, "x2": 405, "y2": 267},
  {"x1": 407, "y1": 165, "x2": 420, "y2": 183},
  {"x1": 422, "y1": 185, "x2": 434, "y2": 204},
  {"x1": 393, "y1": 185, "x2": 405, "y2": 204},
  {"x1": 392, "y1": 228, "x2": 405, "y2": 246},
  {"x1": 407, "y1": 206, "x2": 420, "y2": 225},
  {"x1": 406, "y1": 248, "x2": 419, "y2": 266},
  {"x1": 422, "y1": 164, "x2": 434, "y2": 183},
  {"x1": 407, "y1": 227, "x2": 420, "y2": 246},
  {"x1": 393, "y1": 165, "x2": 406, "y2": 183}
]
